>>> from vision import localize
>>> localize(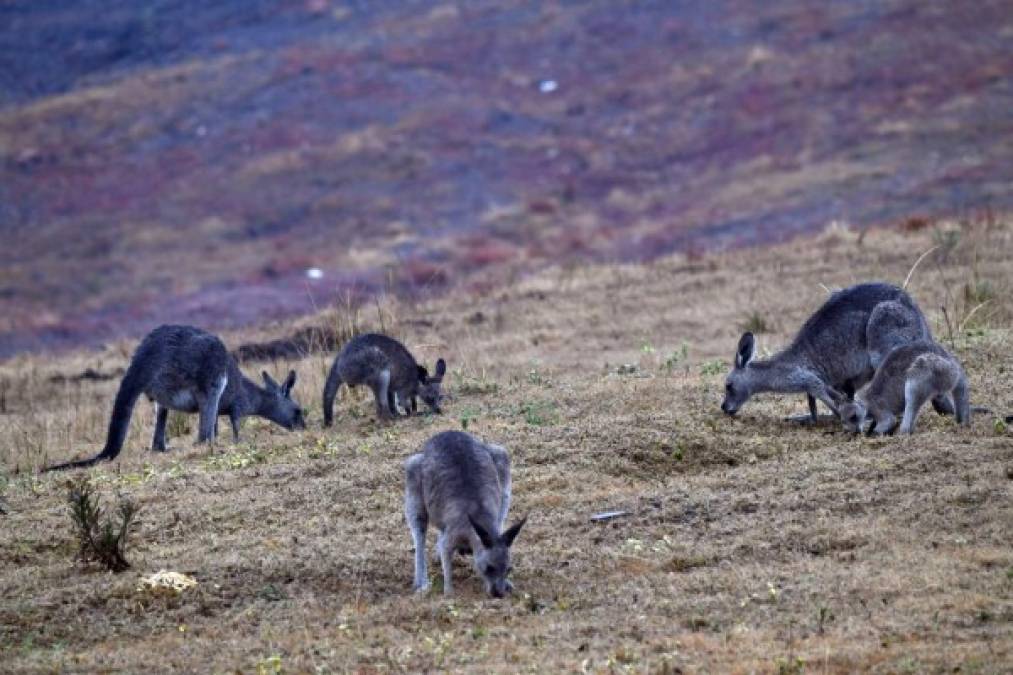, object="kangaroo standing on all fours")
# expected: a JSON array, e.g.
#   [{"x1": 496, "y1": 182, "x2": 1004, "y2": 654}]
[
  {"x1": 322, "y1": 333, "x2": 446, "y2": 425},
  {"x1": 721, "y1": 282, "x2": 934, "y2": 422},
  {"x1": 44, "y1": 325, "x2": 305, "y2": 471},
  {"x1": 404, "y1": 430, "x2": 526, "y2": 598},
  {"x1": 835, "y1": 341, "x2": 971, "y2": 435}
]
